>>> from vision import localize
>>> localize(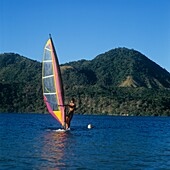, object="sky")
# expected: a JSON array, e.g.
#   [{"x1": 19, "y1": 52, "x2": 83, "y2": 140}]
[{"x1": 0, "y1": 0, "x2": 170, "y2": 72}]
